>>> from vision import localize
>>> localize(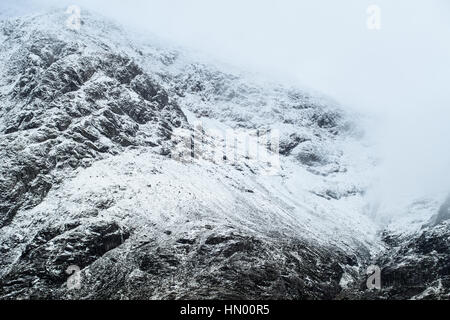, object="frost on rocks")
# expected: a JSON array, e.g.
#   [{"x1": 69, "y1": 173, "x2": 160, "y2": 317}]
[{"x1": 0, "y1": 10, "x2": 448, "y2": 300}]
